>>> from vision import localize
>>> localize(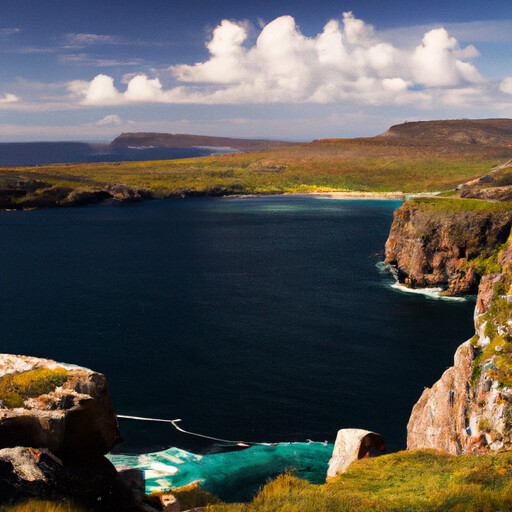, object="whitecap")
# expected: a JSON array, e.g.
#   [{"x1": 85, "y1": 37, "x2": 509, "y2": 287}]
[{"x1": 390, "y1": 282, "x2": 467, "y2": 301}]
